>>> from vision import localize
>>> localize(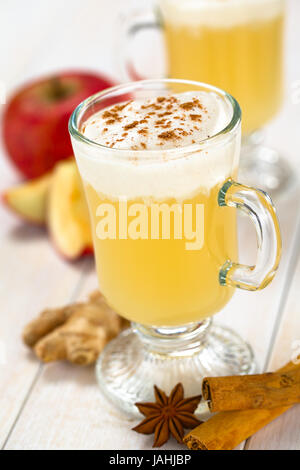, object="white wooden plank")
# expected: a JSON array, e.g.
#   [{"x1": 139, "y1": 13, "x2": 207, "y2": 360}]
[
  {"x1": 3, "y1": 362, "x2": 184, "y2": 451},
  {"x1": 217, "y1": 186, "x2": 300, "y2": 372},
  {"x1": 3, "y1": 268, "x2": 182, "y2": 450},
  {"x1": 215, "y1": 186, "x2": 300, "y2": 450},
  {"x1": 0, "y1": 198, "x2": 92, "y2": 448},
  {"x1": 246, "y1": 217, "x2": 300, "y2": 450},
  {"x1": 264, "y1": 0, "x2": 300, "y2": 172},
  {"x1": 0, "y1": 0, "x2": 99, "y2": 447}
]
